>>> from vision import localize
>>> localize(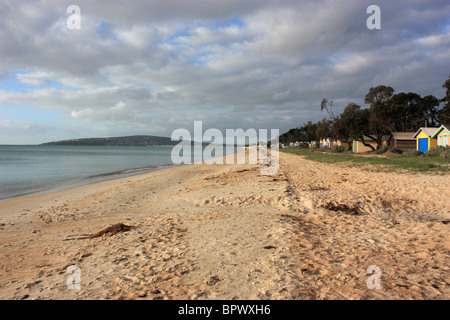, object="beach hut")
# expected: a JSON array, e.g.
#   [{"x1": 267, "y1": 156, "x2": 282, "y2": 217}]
[
  {"x1": 320, "y1": 137, "x2": 334, "y2": 148},
  {"x1": 388, "y1": 132, "x2": 416, "y2": 152},
  {"x1": 413, "y1": 127, "x2": 439, "y2": 152},
  {"x1": 431, "y1": 124, "x2": 450, "y2": 147},
  {"x1": 335, "y1": 138, "x2": 347, "y2": 147},
  {"x1": 352, "y1": 135, "x2": 390, "y2": 153},
  {"x1": 352, "y1": 136, "x2": 377, "y2": 153}
]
